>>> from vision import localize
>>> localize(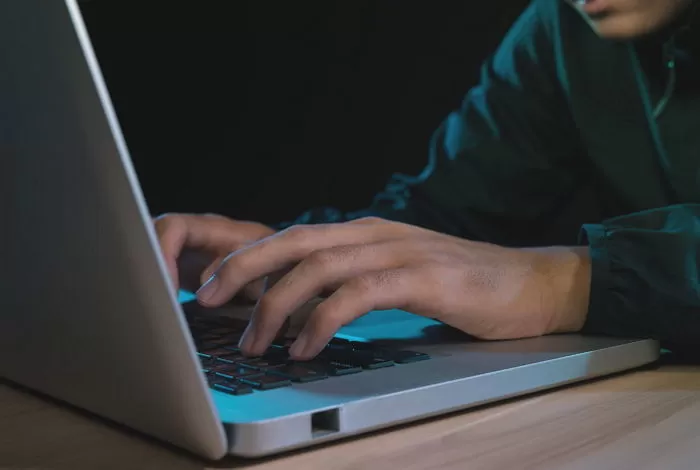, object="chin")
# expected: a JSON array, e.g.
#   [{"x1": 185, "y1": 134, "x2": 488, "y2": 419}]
[
  {"x1": 588, "y1": 13, "x2": 680, "y2": 40},
  {"x1": 591, "y1": 23, "x2": 650, "y2": 40}
]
